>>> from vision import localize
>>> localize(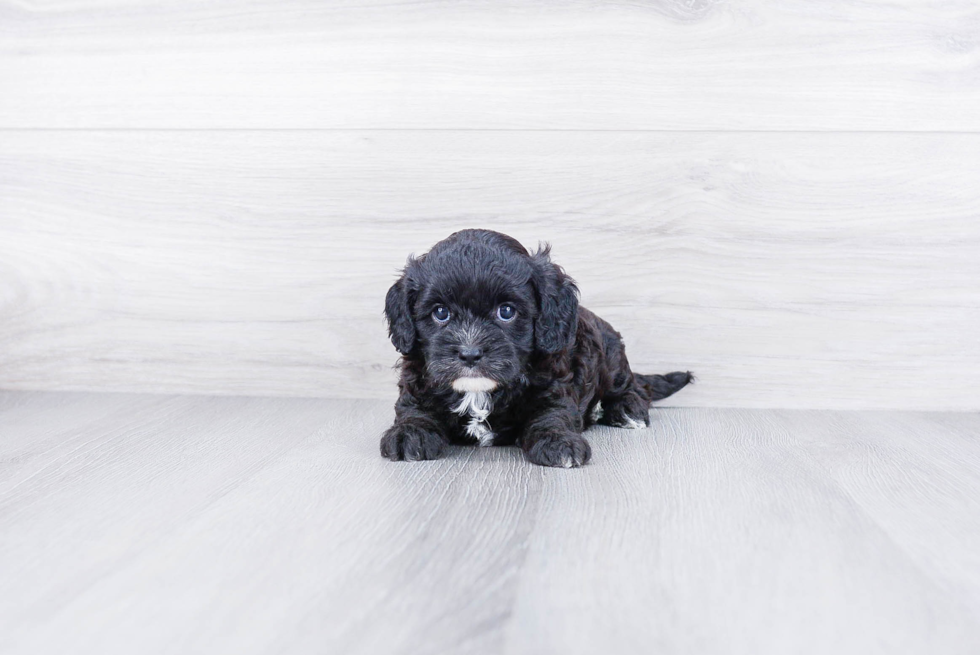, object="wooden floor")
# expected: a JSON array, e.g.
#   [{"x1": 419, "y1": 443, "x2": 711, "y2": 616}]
[{"x1": 1, "y1": 392, "x2": 979, "y2": 654}]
